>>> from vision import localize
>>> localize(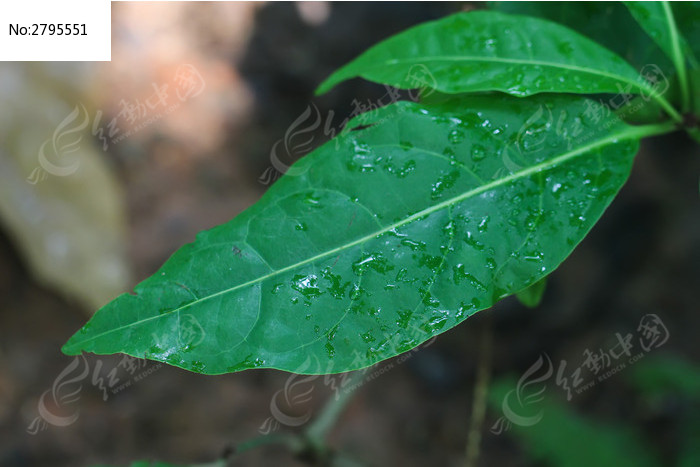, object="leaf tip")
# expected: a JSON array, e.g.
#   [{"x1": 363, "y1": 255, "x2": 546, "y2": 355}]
[
  {"x1": 60, "y1": 341, "x2": 80, "y2": 356},
  {"x1": 315, "y1": 78, "x2": 333, "y2": 96}
]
